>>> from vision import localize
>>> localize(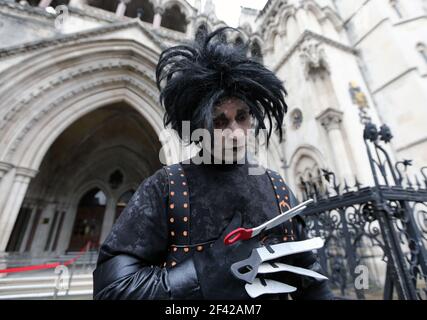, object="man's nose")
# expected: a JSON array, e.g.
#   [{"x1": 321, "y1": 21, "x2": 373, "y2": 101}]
[
  {"x1": 227, "y1": 121, "x2": 244, "y2": 141},
  {"x1": 228, "y1": 120, "x2": 240, "y2": 133}
]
